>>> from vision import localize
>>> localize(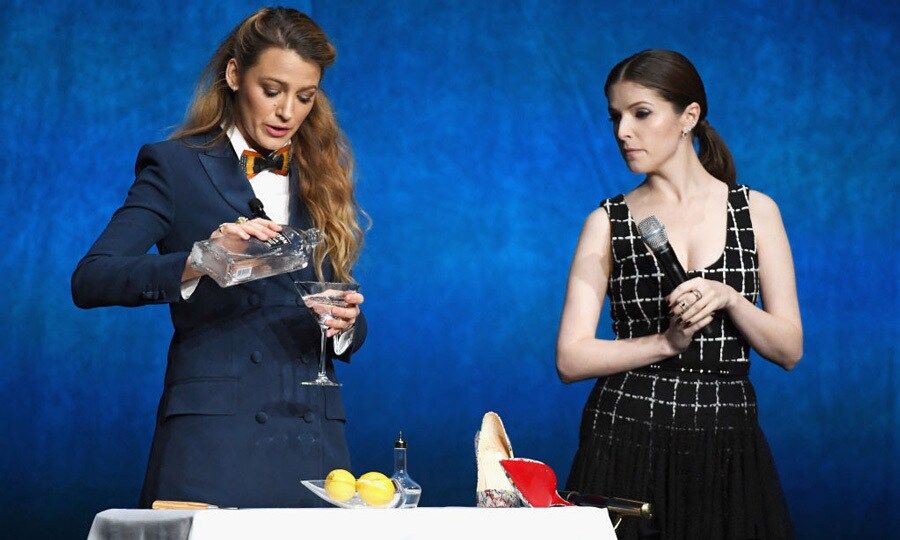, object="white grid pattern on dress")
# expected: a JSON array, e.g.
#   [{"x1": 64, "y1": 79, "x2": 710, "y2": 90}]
[
  {"x1": 584, "y1": 370, "x2": 757, "y2": 433},
  {"x1": 601, "y1": 185, "x2": 759, "y2": 376},
  {"x1": 583, "y1": 186, "x2": 761, "y2": 436}
]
